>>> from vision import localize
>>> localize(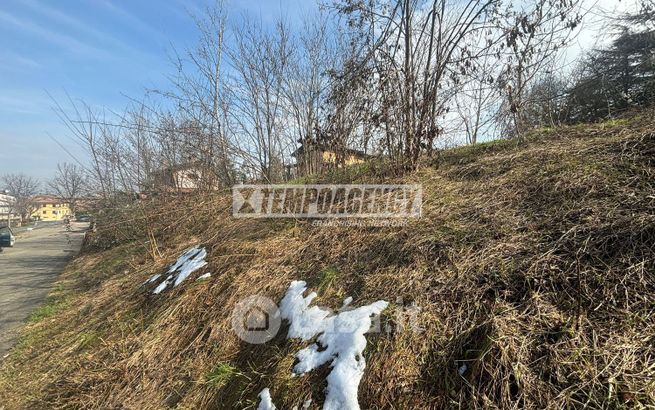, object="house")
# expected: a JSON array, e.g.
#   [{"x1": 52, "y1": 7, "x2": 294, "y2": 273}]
[
  {"x1": 146, "y1": 162, "x2": 215, "y2": 193},
  {"x1": 290, "y1": 145, "x2": 371, "y2": 177},
  {"x1": 31, "y1": 195, "x2": 71, "y2": 222}
]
